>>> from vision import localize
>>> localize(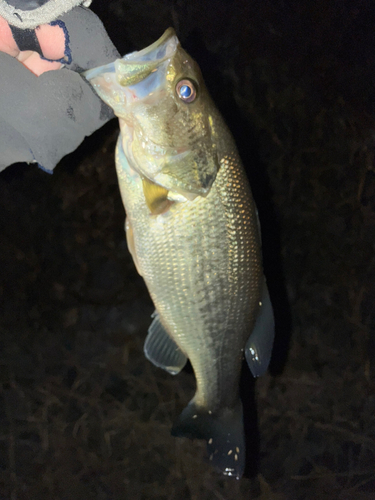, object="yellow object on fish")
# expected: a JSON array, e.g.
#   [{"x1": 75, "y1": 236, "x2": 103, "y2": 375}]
[{"x1": 84, "y1": 28, "x2": 274, "y2": 479}]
